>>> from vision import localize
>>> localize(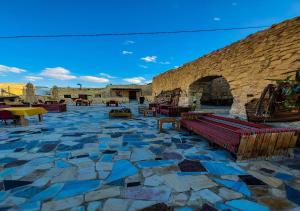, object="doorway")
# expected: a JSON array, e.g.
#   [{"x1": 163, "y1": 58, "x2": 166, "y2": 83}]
[{"x1": 129, "y1": 91, "x2": 137, "y2": 100}]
